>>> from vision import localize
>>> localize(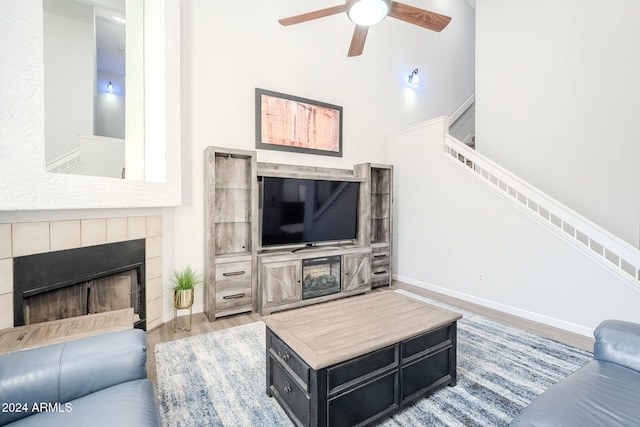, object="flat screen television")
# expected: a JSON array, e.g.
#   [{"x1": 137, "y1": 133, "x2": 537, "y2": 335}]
[{"x1": 261, "y1": 177, "x2": 359, "y2": 248}]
